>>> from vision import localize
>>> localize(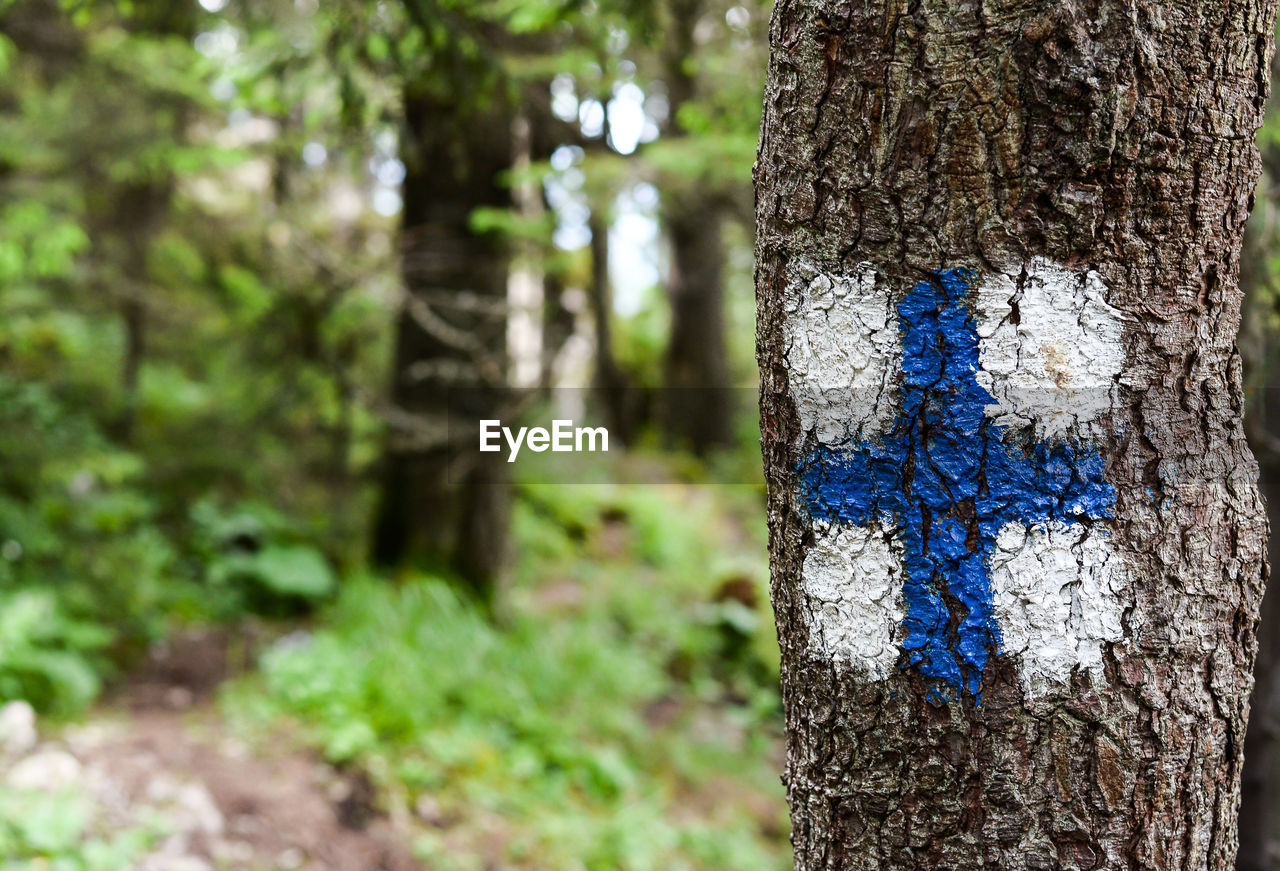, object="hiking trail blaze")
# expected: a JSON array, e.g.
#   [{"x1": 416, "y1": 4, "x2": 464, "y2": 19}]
[{"x1": 786, "y1": 260, "x2": 1129, "y2": 699}]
